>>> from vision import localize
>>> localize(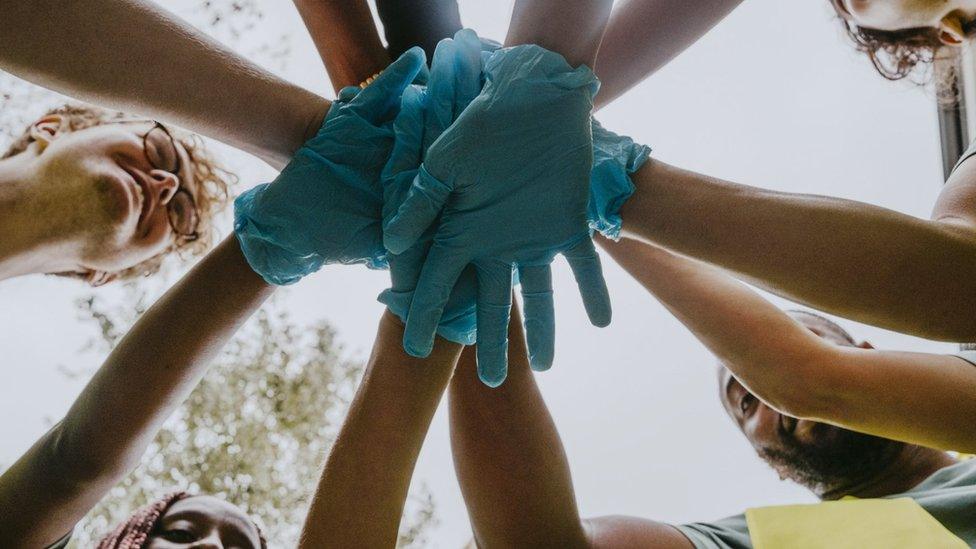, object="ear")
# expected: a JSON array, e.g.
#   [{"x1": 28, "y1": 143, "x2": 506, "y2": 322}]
[
  {"x1": 938, "y1": 14, "x2": 967, "y2": 46},
  {"x1": 856, "y1": 340, "x2": 874, "y2": 350},
  {"x1": 29, "y1": 114, "x2": 66, "y2": 152}
]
